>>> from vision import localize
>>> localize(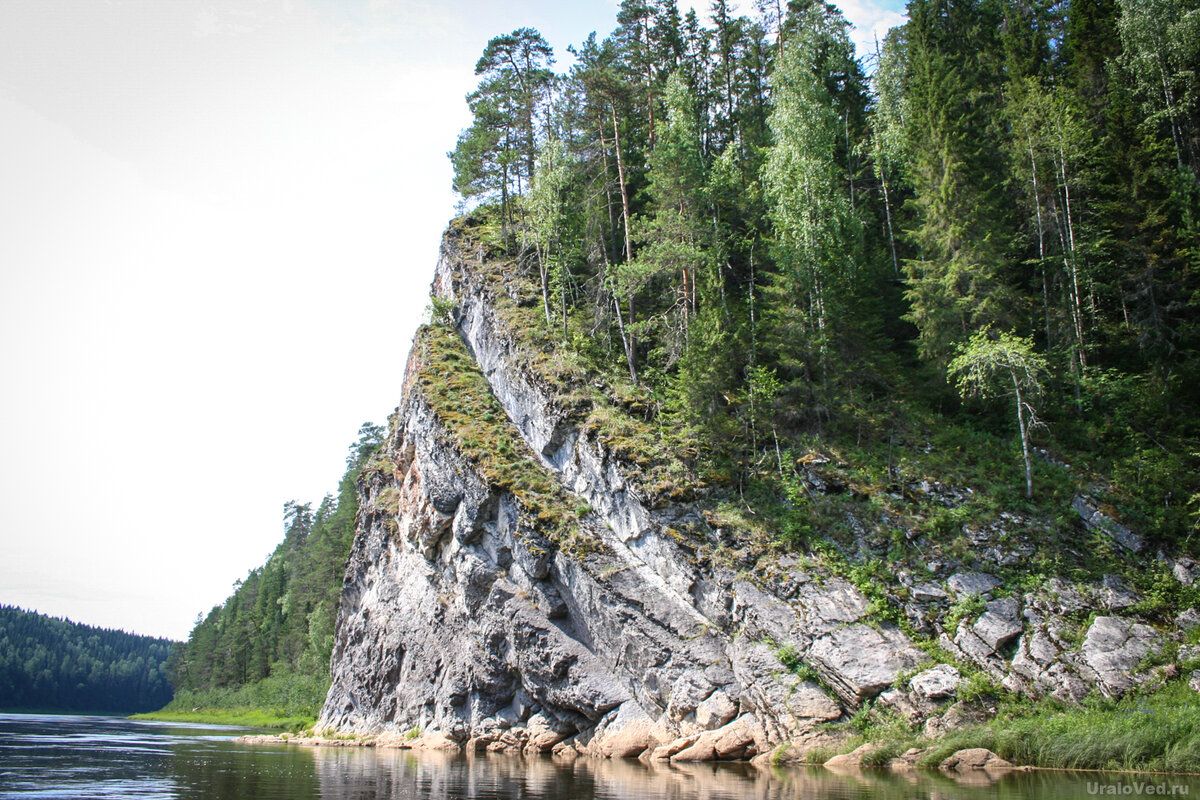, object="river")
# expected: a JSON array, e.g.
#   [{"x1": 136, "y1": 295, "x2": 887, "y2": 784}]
[{"x1": 1, "y1": 713, "x2": 1196, "y2": 799}]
